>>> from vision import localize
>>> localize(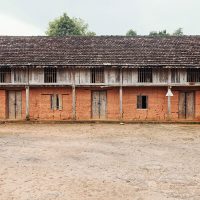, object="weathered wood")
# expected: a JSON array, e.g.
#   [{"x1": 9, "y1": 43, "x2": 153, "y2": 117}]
[
  {"x1": 167, "y1": 95, "x2": 171, "y2": 119},
  {"x1": 119, "y1": 68, "x2": 123, "y2": 120},
  {"x1": 57, "y1": 68, "x2": 72, "y2": 83},
  {"x1": 25, "y1": 86, "x2": 30, "y2": 120},
  {"x1": 14, "y1": 69, "x2": 27, "y2": 83},
  {"x1": 179, "y1": 91, "x2": 195, "y2": 119},
  {"x1": 80, "y1": 69, "x2": 90, "y2": 84},
  {"x1": 16, "y1": 91, "x2": 22, "y2": 119},
  {"x1": 99, "y1": 91, "x2": 107, "y2": 119},
  {"x1": 72, "y1": 69, "x2": 76, "y2": 120},
  {"x1": 92, "y1": 91, "x2": 107, "y2": 119},
  {"x1": 179, "y1": 69, "x2": 187, "y2": 83},
  {"x1": 186, "y1": 92, "x2": 195, "y2": 119},
  {"x1": 92, "y1": 91, "x2": 99, "y2": 119},
  {"x1": 179, "y1": 92, "x2": 186, "y2": 119},
  {"x1": 8, "y1": 91, "x2": 15, "y2": 119},
  {"x1": 29, "y1": 68, "x2": 44, "y2": 84},
  {"x1": 105, "y1": 68, "x2": 120, "y2": 84},
  {"x1": 8, "y1": 91, "x2": 22, "y2": 119},
  {"x1": 168, "y1": 68, "x2": 171, "y2": 84}
]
